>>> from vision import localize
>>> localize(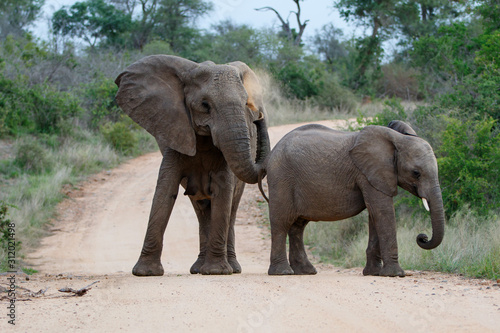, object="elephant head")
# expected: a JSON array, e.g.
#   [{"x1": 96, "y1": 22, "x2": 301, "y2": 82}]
[
  {"x1": 115, "y1": 55, "x2": 270, "y2": 184},
  {"x1": 350, "y1": 125, "x2": 445, "y2": 250}
]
